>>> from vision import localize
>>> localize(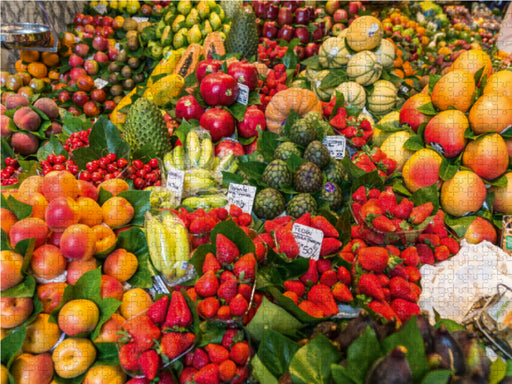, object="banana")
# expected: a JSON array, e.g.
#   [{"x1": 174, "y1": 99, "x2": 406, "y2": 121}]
[
  {"x1": 172, "y1": 145, "x2": 186, "y2": 170},
  {"x1": 184, "y1": 169, "x2": 217, "y2": 191},
  {"x1": 214, "y1": 153, "x2": 235, "y2": 173},
  {"x1": 181, "y1": 194, "x2": 228, "y2": 209},
  {"x1": 198, "y1": 137, "x2": 213, "y2": 169},
  {"x1": 186, "y1": 131, "x2": 201, "y2": 167},
  {"x1": 173, "y1": 222, "x2": 190, "y2": 278}
]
